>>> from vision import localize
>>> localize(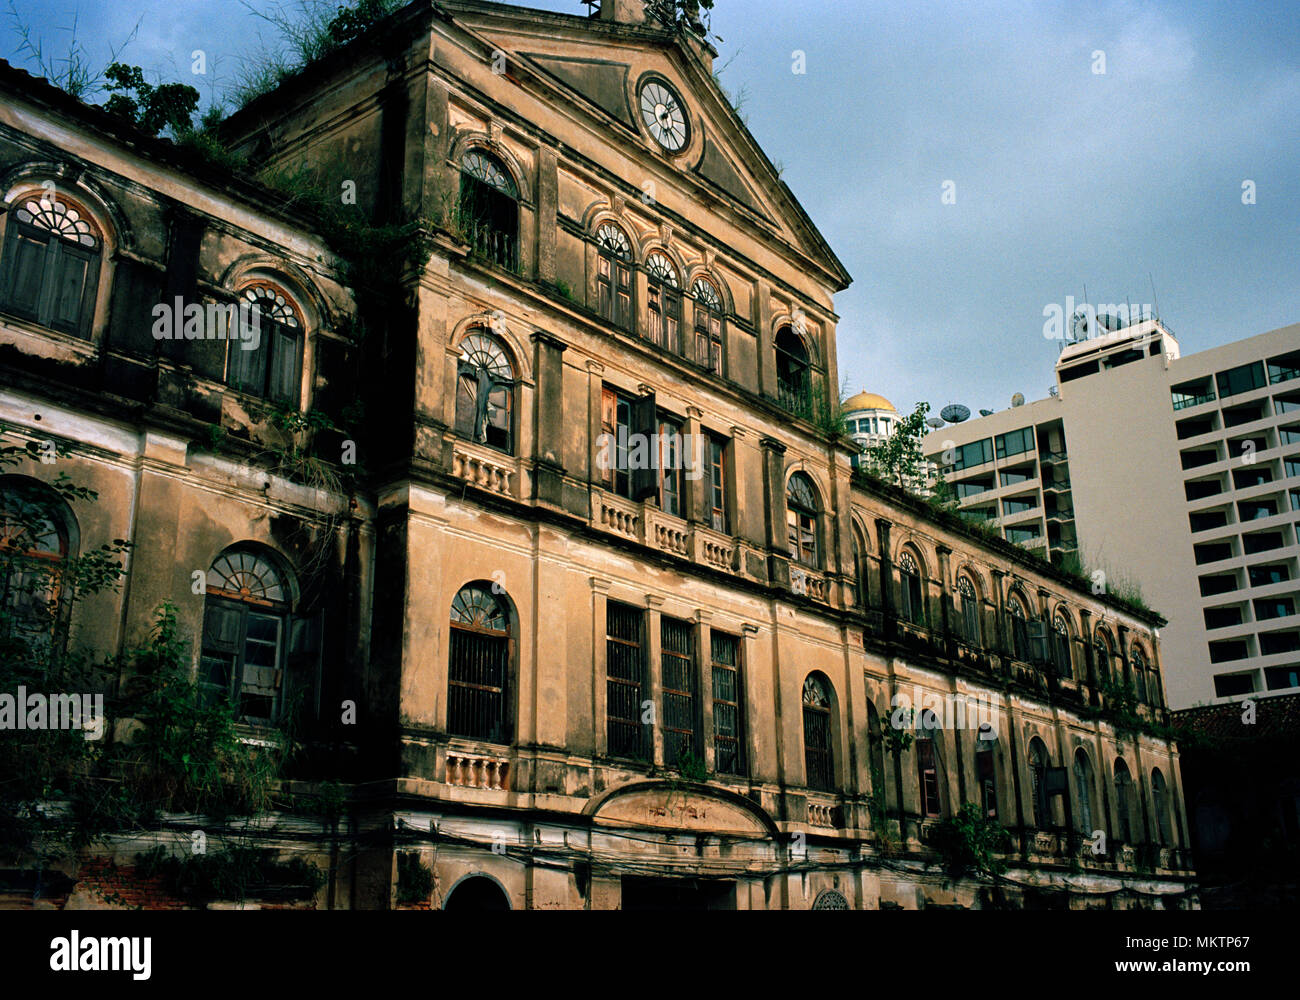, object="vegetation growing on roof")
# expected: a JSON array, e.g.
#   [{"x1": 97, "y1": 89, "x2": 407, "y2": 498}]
[{"x1": 233, "y1": 0, "x2": 405, "y2": 107}]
